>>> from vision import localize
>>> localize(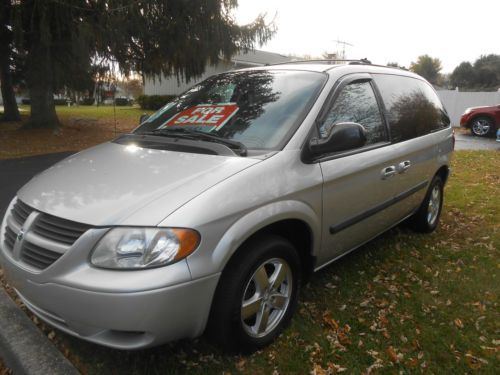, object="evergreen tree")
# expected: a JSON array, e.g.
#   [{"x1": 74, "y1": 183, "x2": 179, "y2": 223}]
[{"x1": 7, "y1": 0, "x2": 274, "y2": 128}]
